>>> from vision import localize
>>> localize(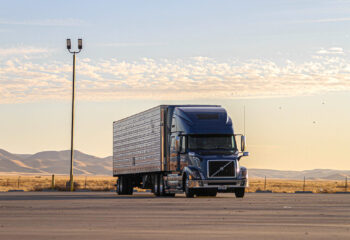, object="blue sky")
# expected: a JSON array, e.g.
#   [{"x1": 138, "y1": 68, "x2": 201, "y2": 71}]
[
  {"x1": 1, "y1": 0, "x2": 350, "y2": 170},
  {"x1": 2, "y1": 0, "x2": 350, "y2": 60}
]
